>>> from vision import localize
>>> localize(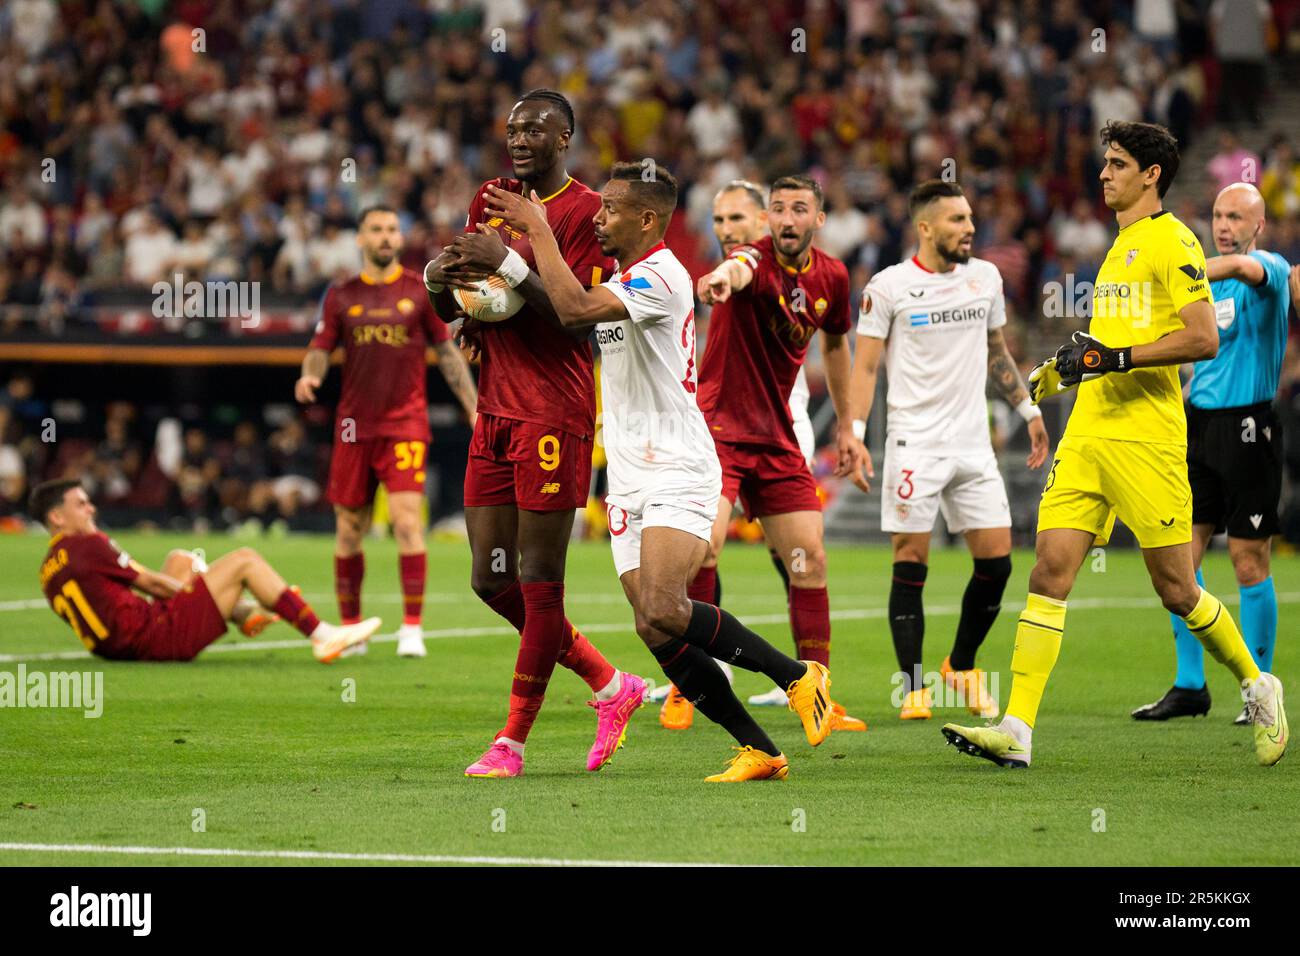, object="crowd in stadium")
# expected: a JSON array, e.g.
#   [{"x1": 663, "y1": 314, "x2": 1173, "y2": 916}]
[{"x1": 2, "y1": 0, "x2": 1300, "y2": 533}]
